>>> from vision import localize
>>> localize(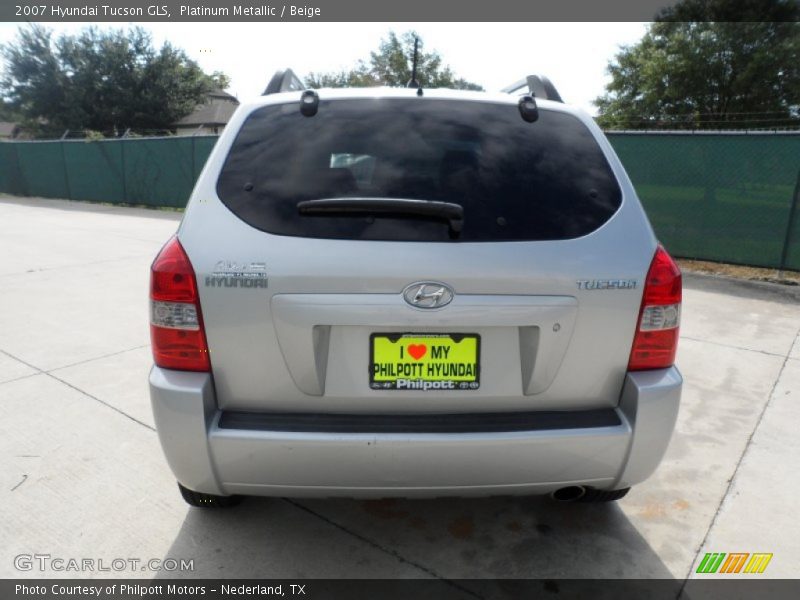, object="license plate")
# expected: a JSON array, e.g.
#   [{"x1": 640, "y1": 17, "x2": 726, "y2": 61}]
[{"x1": 369, "y1": 333, "x2": 480, "y2": 391}]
